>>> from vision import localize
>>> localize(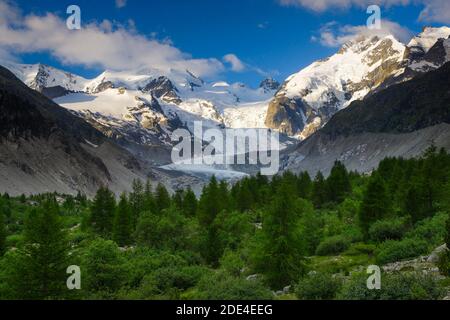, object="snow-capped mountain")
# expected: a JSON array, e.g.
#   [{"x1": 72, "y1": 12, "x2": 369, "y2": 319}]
[
  {"x1": 1, "y1": 26, "x2": 449, "y2": 152},
  {"x1": 266, "y1": 26, "x2": 450, "y2": 139},
  {"x1": 0, "y1": 61, "x2": 278, "y2": 155}
]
